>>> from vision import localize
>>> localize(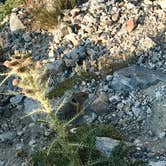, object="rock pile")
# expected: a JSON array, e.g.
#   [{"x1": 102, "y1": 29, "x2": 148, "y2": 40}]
[{"x1": 0, "y1": 0, "x2": 166, "y2": 165}]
